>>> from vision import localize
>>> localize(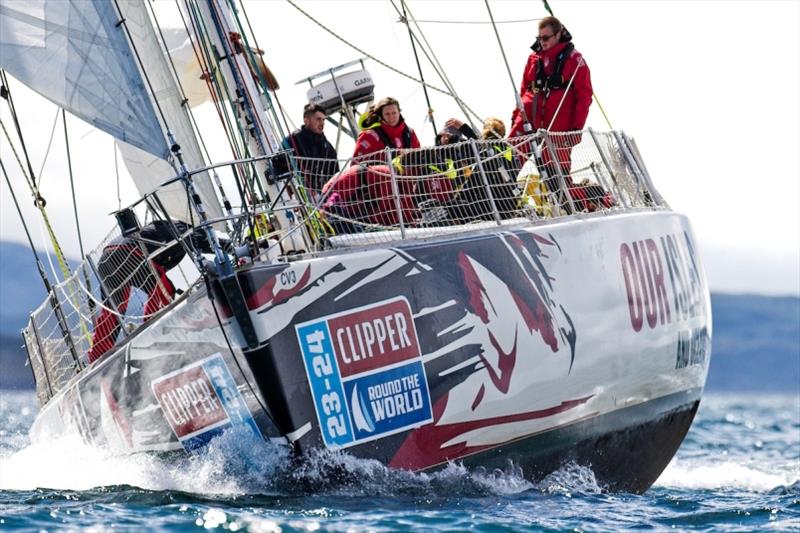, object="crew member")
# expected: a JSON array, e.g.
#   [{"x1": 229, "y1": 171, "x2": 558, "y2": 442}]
[
  {"x1": 282, "y1": 103, "x2": 339, "y2": 196},
  {"x1": 352, "y1": 97, "x2": 420, "y2": 163},
  {"x1": 508, "y1": 16, "x2": 592, "y2": 176},
  {"x1": 416, "y1": 117, "x2": 520, "y2": 223},
  {"x1": 88, "y1": 221, "x2": 207, "y2": 362}
]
